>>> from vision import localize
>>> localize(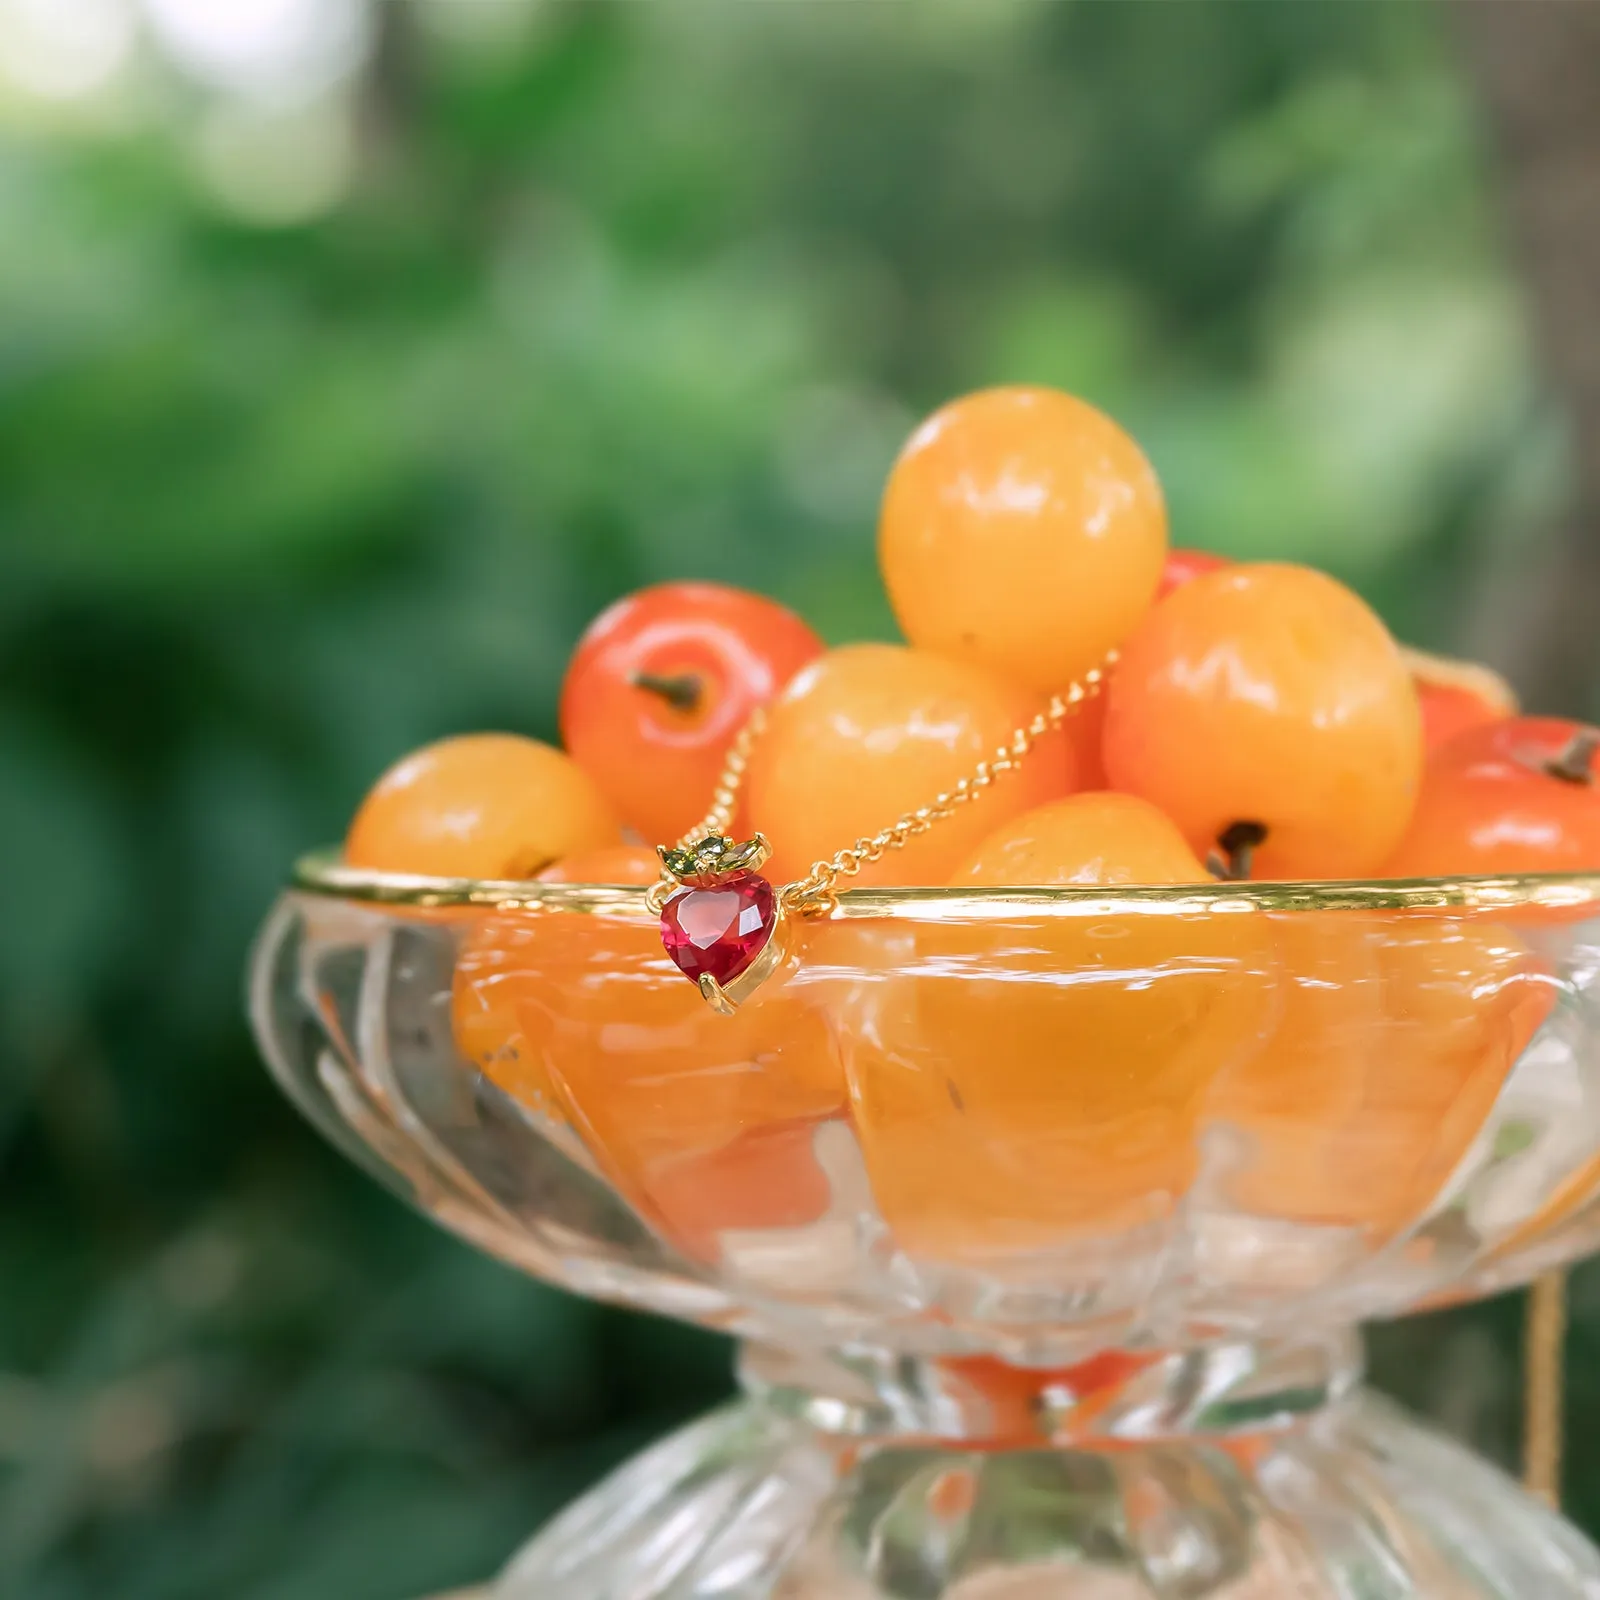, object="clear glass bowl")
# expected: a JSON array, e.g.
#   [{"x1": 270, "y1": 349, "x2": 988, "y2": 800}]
[{"x1": 250, "y1": 859, "x2": 1600, "y2": 1597}]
